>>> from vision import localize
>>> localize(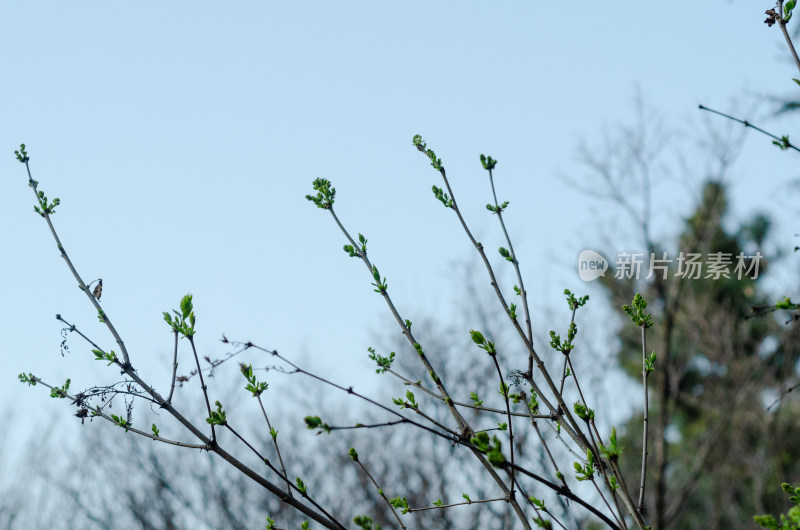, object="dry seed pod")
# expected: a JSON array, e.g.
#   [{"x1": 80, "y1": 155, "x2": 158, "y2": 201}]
[{"x1": 92, "y1": 279, "x2": 103, "y2": 300}]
